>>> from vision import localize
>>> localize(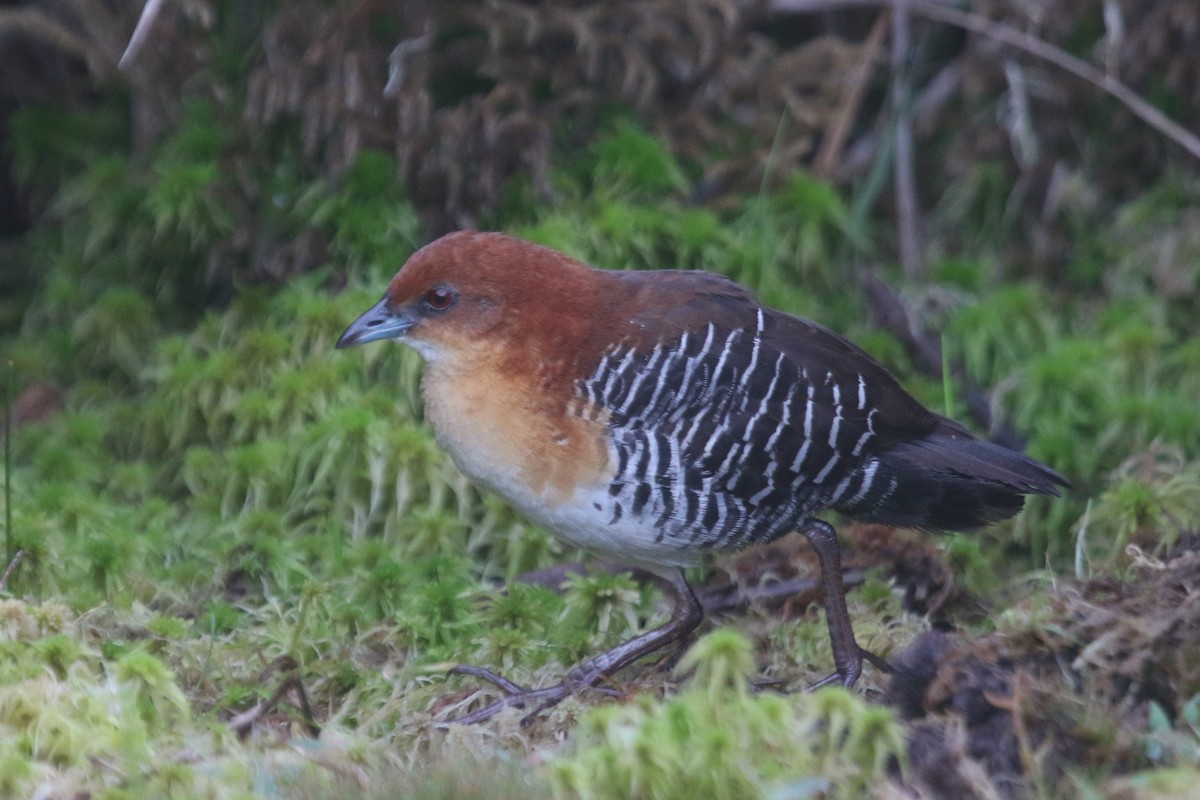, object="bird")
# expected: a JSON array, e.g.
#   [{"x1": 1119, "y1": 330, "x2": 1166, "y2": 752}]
[{"x1": 336, "y1": 231, "x2": 1067, "y2": 723}]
